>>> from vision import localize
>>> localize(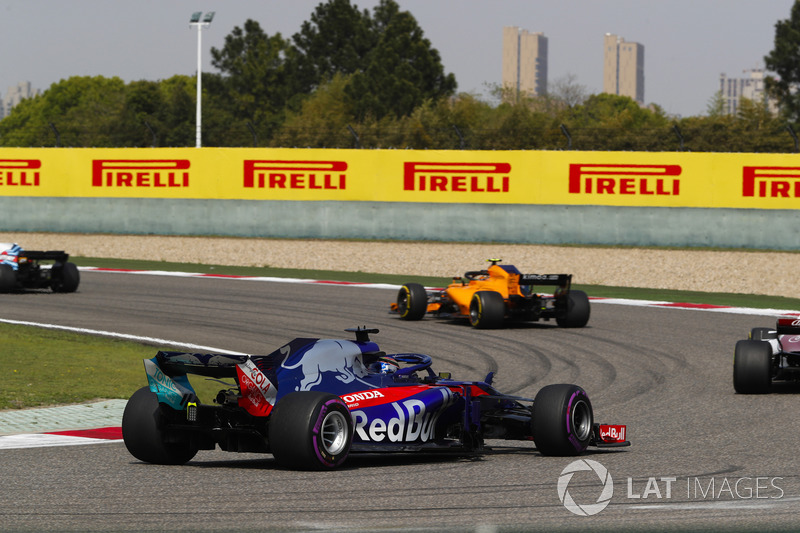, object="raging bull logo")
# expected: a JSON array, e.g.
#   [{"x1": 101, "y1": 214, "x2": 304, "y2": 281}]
[{"x1": 92, "y1": 160, "x2": 190, "y2": 187}]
